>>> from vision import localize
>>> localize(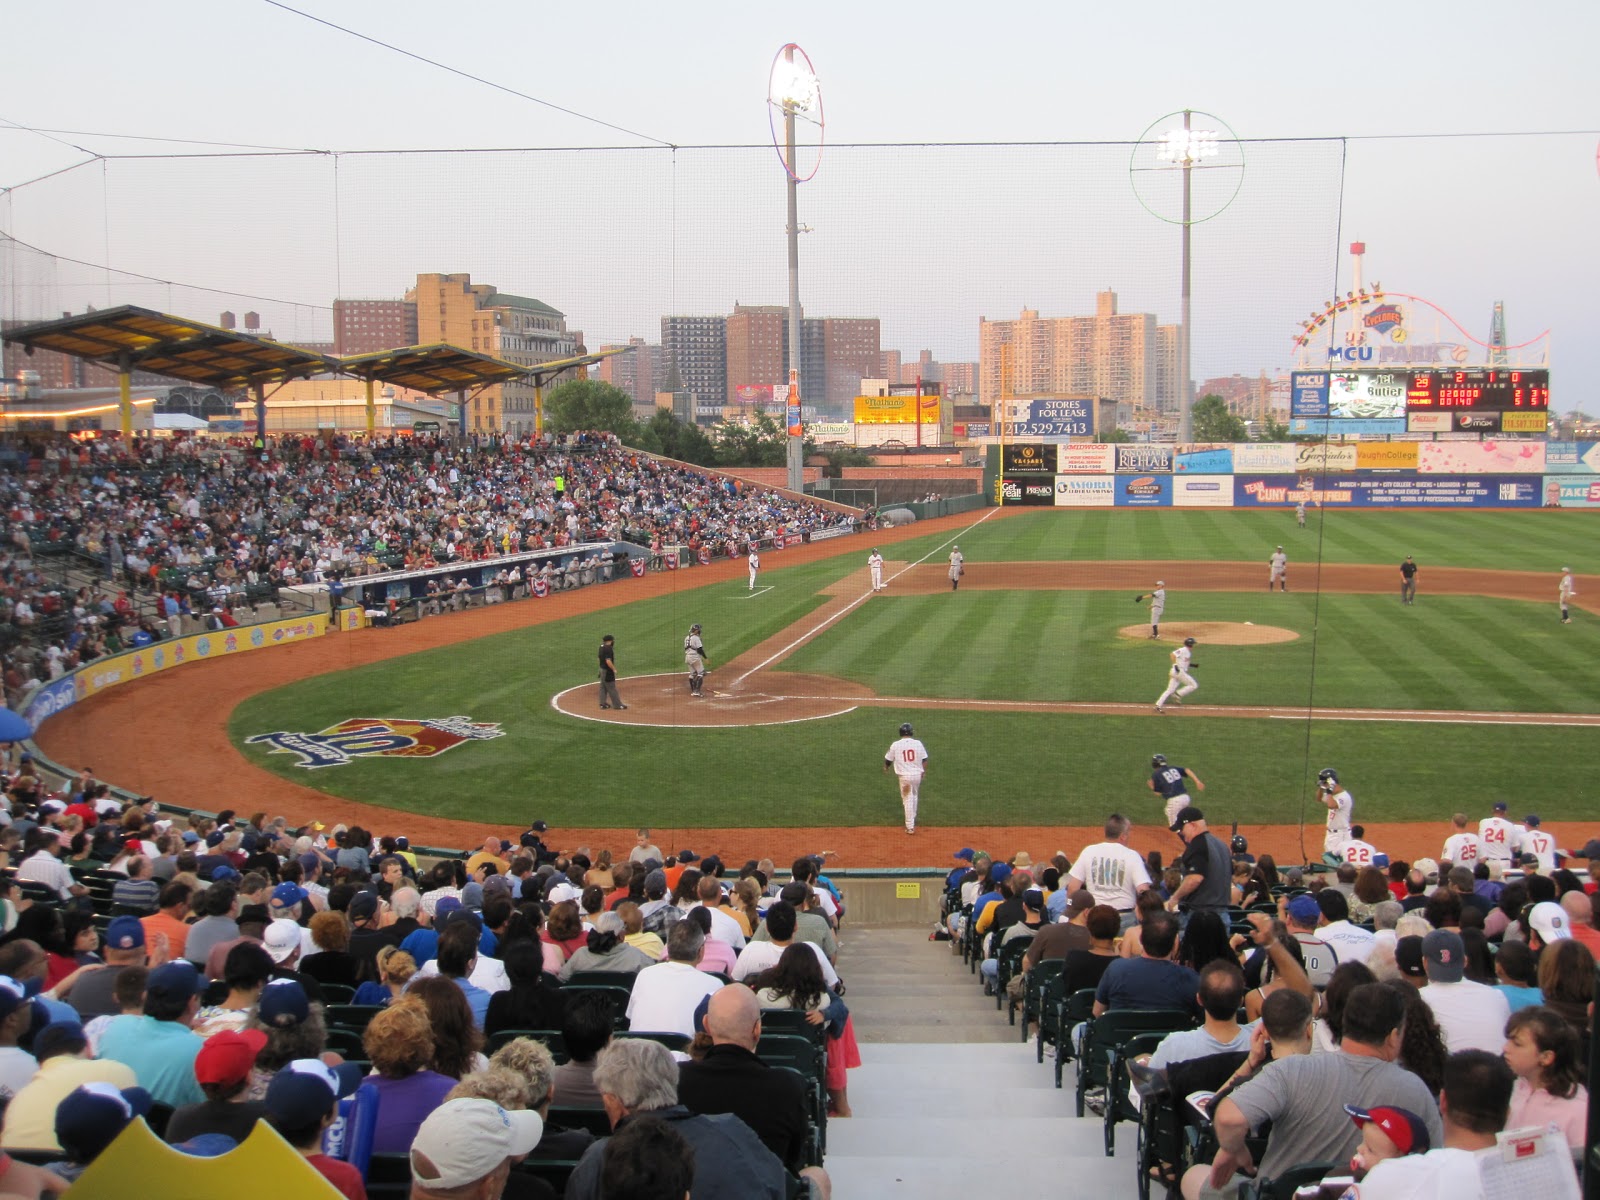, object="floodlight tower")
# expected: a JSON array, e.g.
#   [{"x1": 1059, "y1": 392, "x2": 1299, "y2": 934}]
[{"x1": 1155, "y1": 113, "x2": 1219, "y2": 444}]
